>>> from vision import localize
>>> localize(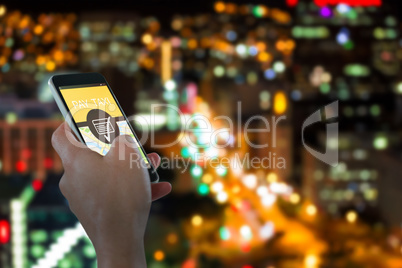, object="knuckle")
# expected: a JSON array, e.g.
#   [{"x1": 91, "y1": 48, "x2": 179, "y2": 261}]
[
  {"x1": 68, "y1": 203, "x2": 77, "y2": 214},
  {"x1": 51, "y1": 129, "x2": 60, "y2": 149},
  {"x1": 58, "y1": 175, "x2": 68, "y2": 197},
  {"x1": 61, "y1": 155, "x2": 75, "y2": 169}
]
